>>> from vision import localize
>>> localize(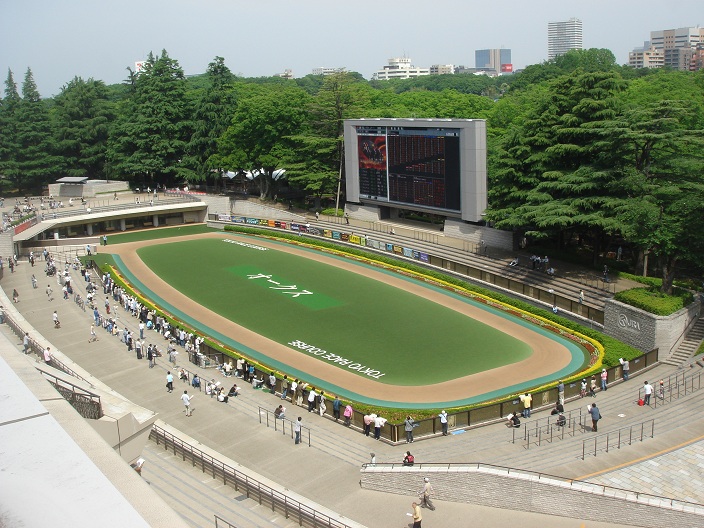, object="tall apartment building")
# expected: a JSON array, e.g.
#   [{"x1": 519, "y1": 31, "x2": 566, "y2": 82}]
[
  {"x1": 548, "y1": 18, "x2": 583, "y2": 60},
  {"x1": 371, "y1": 57, "x2": 430, "y2": 81},
  {"x1": 630, "y1": 27, "x2": 704, "y2": 70},
  {"x1": 475, "y1": 48, "x2": 512, "y2": 74}
]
